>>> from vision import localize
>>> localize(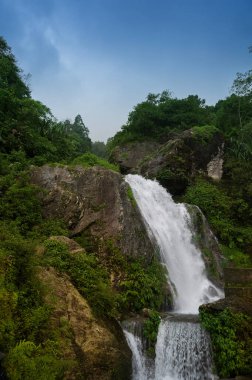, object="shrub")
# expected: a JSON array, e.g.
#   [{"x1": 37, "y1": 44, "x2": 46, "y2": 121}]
[
  {"x1": 71, "y1": 152, "x2": 119, "y2": 172},
  {"x1": 143, "y1": 310, "x2": 161, "y2": 356},
  {"x1": 200, "y1": 308, "x2": 252, "y2": 378},
  {"x1": 4, "y1": 340, "x2": 71, "y2": 380},
  {"x1": 118, "y1": 258, "x2": 166, "y2": 313},
  {"x1": 42, "y1": 239, "x2": 116, "y2": 317}
]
